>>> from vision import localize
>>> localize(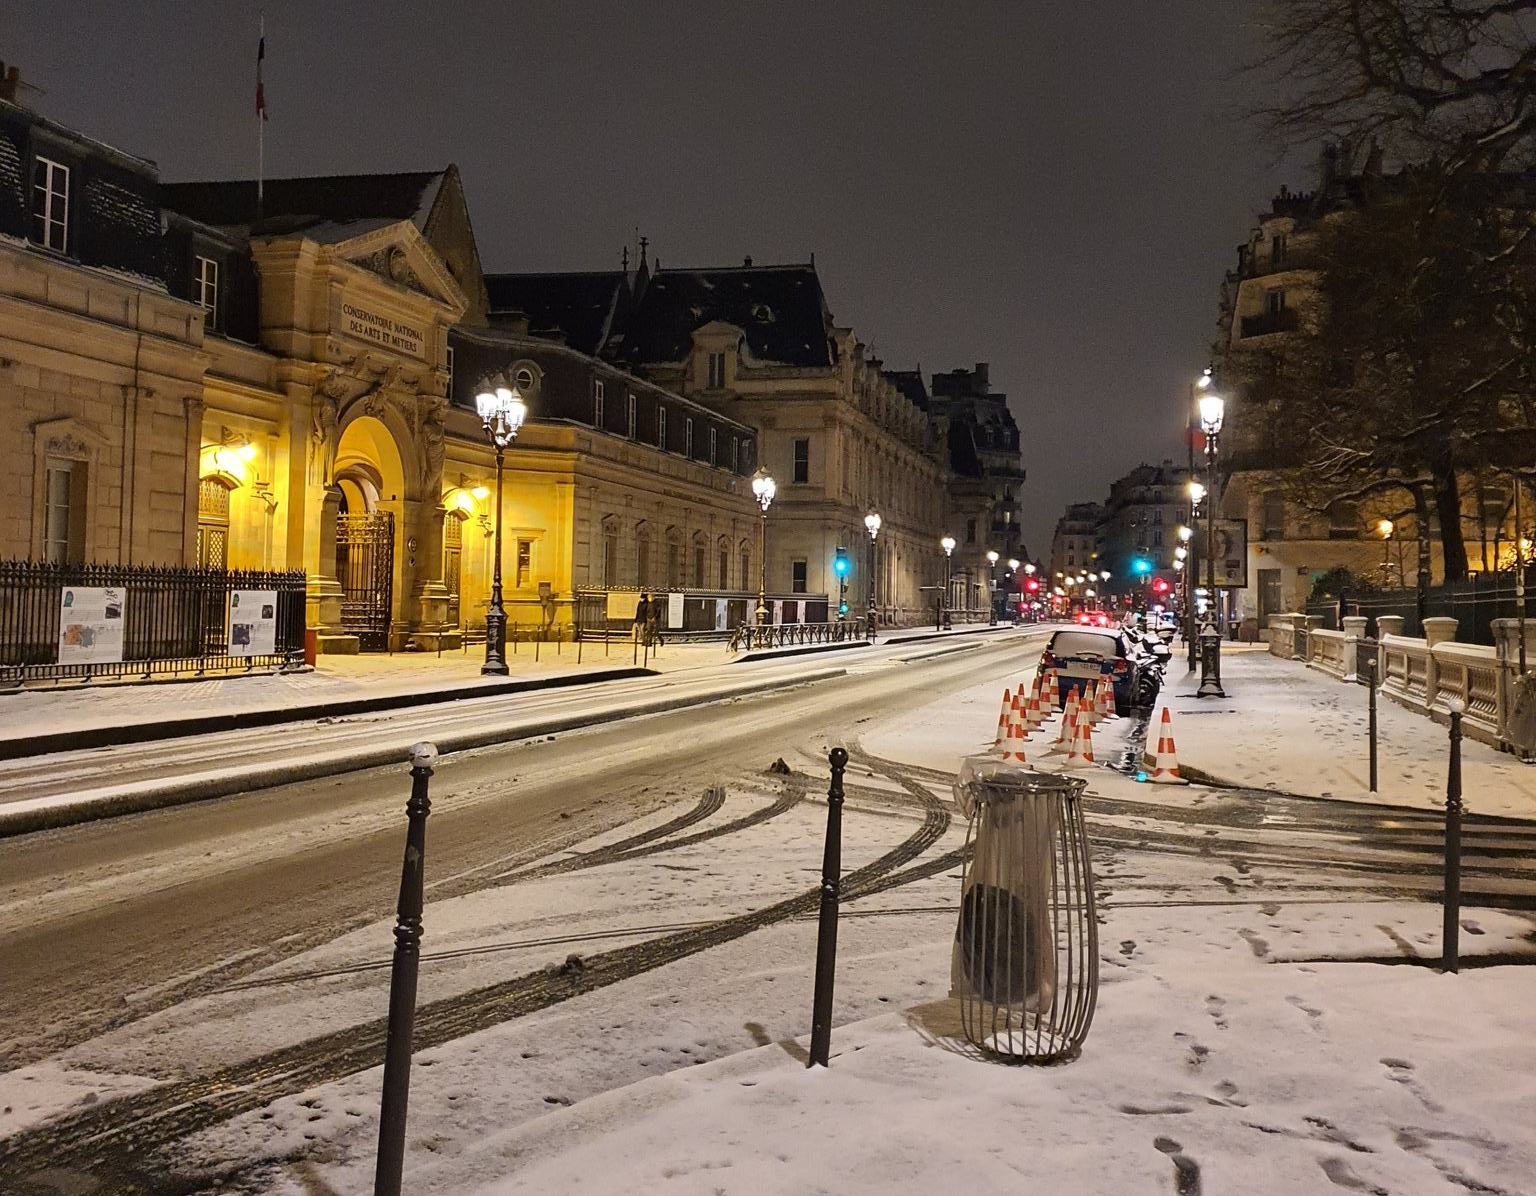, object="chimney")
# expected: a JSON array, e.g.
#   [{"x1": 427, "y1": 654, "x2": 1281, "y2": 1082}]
[
  {"x1": 743, "y1": 255, "x2": 753, "y2": 267},
  {"x1": 974, "y1": 363, "x2": 989, "y2": 390},
  {"x1": 0, "y1": 61, "x2": 20, "y2": 104}
]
